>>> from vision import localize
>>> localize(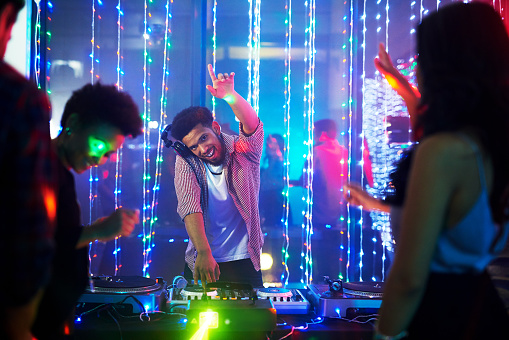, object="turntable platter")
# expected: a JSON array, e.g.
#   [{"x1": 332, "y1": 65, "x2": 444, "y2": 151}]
[
  {"x1": 86, "y1": 276, "x2": 163, "y2": 294},
  {"x1": 342, "y1": 281, "x2": 384, "y2": 298}
]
